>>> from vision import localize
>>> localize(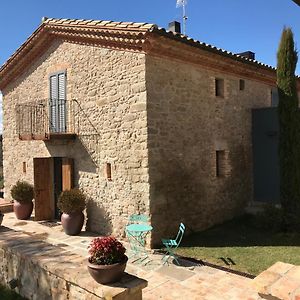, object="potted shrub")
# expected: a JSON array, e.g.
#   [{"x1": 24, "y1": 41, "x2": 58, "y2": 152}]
[
  {"x1": 11, "y1": 181, "x2": 34, "y2": 220},
  {"x1": 87, "y1": 236, "x2": 127, "y2": 284},
  {"x1": 58, "y1": 188, "x2": 86, "y2": 235}
]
